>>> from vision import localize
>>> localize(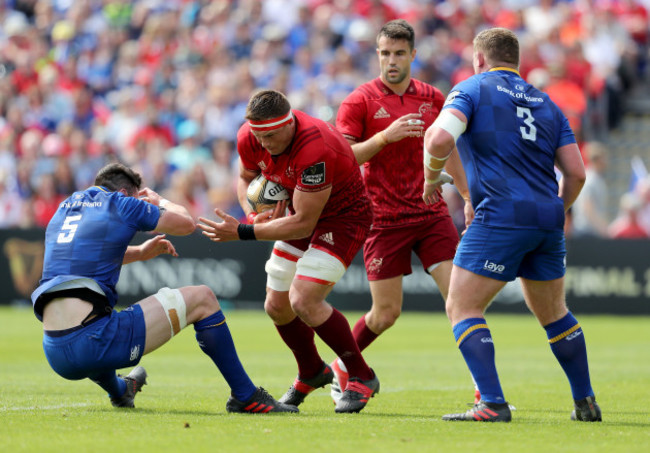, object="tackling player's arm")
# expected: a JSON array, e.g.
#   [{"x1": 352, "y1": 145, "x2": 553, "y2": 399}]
[
  {"x1": 123, "y1": 234, "x2": 179, "y2": 264},
  {"x1": 555, "y1": 142, "x2": 586, "y2": 212},
  {"x1": 422, "y1": 108, "x2": 468, "y2": 205},
  {"x1": 138, "y1": 187, "x2": 195, "y2": 235},
  {"x1": 123, "y1": 187, "x2": 192, "y2": 264},
  {"x1": 348, "y1": 113, "x2": 426, "y2": 165}
]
